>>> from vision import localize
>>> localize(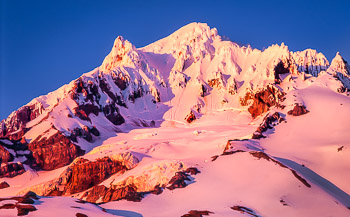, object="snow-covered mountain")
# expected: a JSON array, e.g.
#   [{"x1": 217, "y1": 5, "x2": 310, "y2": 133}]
[{"x1": 1, "y1": 22, "x2": 350, "y2": 217}]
